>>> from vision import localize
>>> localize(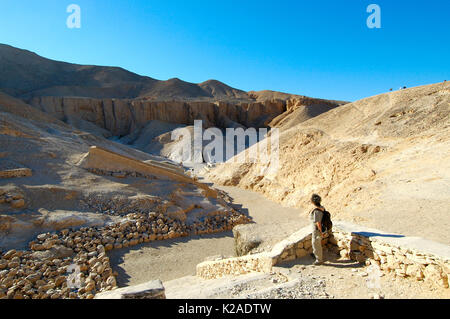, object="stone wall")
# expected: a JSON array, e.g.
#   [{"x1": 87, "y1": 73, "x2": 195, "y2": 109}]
[
  {"x1": 196, "y1": 254, "x2": 273, "y2": 280},
  {"x1": 0, "y1": 168, "x2": 32, "y2": 179},
  {"x1": 196, "y1": 227, "x2": 320, "y2": 279},
  {"x1": 330, "y1": 222, "x2": 450, "y2": 288},
  {"x1": 197, "y1": 222, "x2": 449, "y2": 289}
]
